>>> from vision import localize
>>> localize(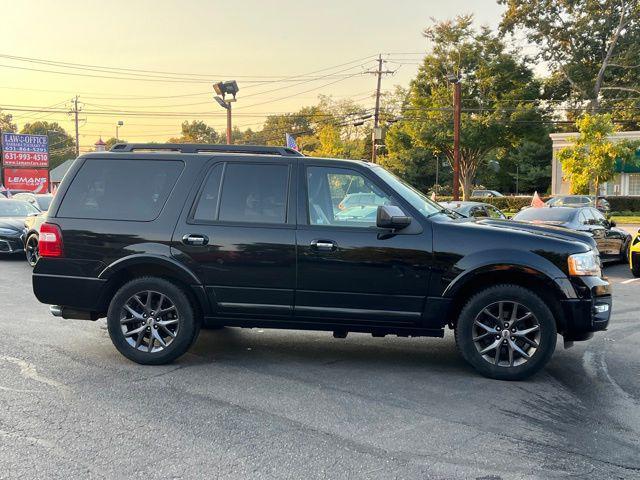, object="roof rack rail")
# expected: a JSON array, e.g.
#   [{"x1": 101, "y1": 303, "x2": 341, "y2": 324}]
[{"x1": 109, "y1": 143, "x2": 304, "y2": 156}]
